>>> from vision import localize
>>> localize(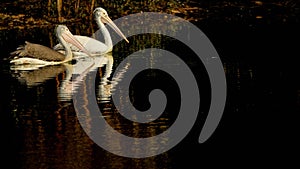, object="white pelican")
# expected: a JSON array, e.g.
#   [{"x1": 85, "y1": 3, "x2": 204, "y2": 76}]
[
  {"x1": 10, "y1": 25, "x2": 91, "y2": 65},
  {"x1": 53, "y1": 7, "x2": 129, "y2": 56}
]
